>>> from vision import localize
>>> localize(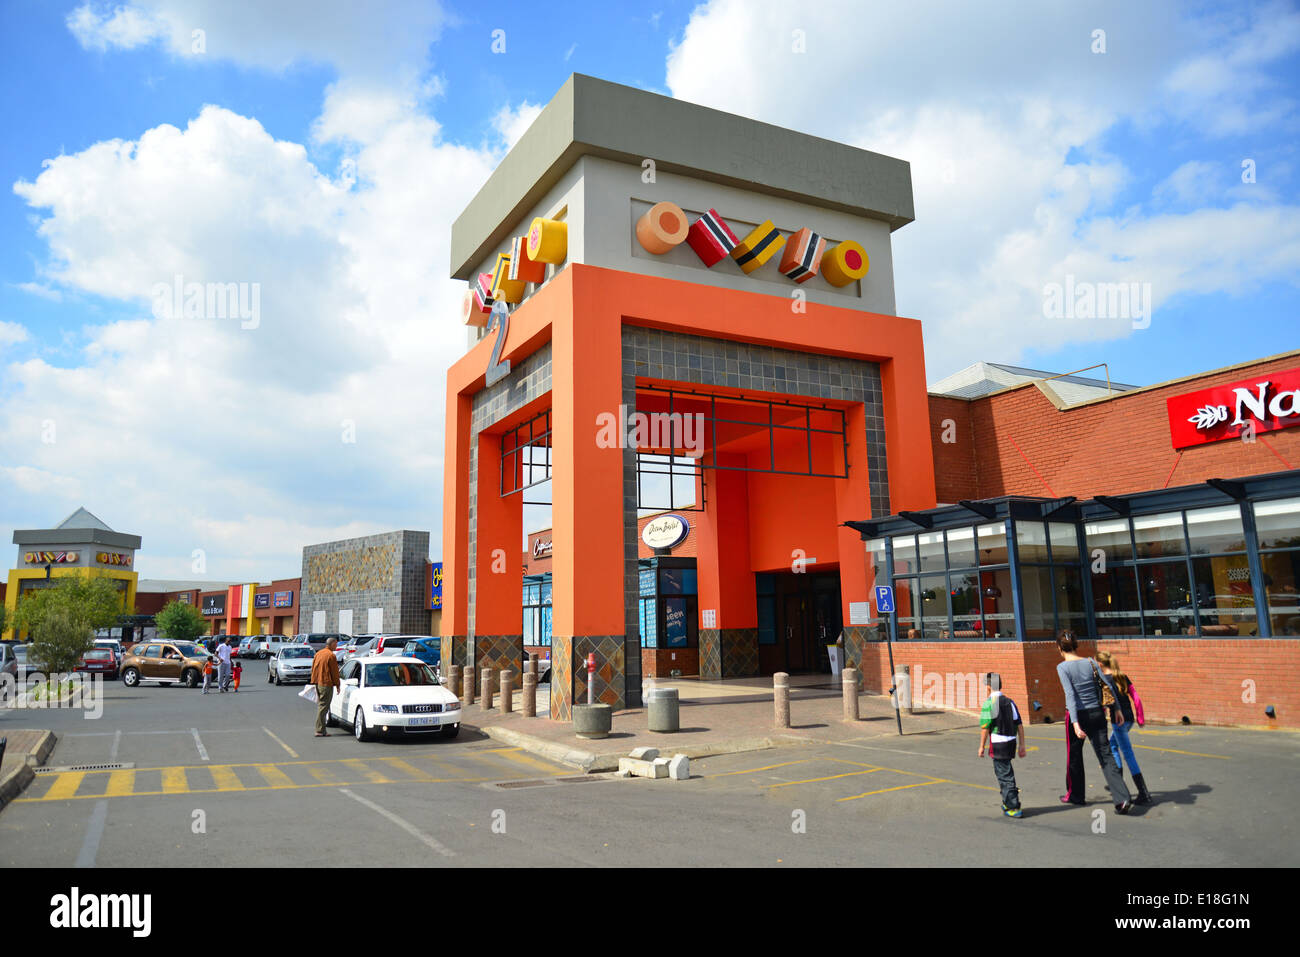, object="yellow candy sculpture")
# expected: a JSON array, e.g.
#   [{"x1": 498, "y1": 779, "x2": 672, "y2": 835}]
[
  {"x1": 526, "y1": 217, "x2": 568, "y2": 264},
  {"x1": 731, "y1": 220, "x2": 785, "y2": 274},
  {"x1": 821, "y1": 240, "x2": 869, "y2": 287},
  {"x1": 491, "y1": 252, "x2": 526, "y2": 304}
]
